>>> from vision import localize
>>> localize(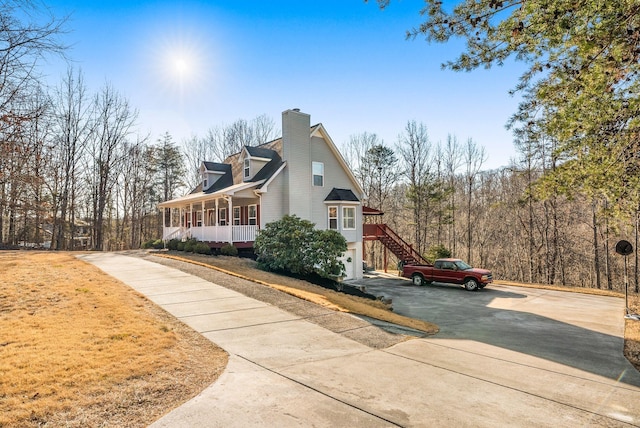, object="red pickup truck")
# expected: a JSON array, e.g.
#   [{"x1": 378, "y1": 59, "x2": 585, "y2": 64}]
[{"x1": 402, "y1": 258, "x2": 493, "y2": 291}]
